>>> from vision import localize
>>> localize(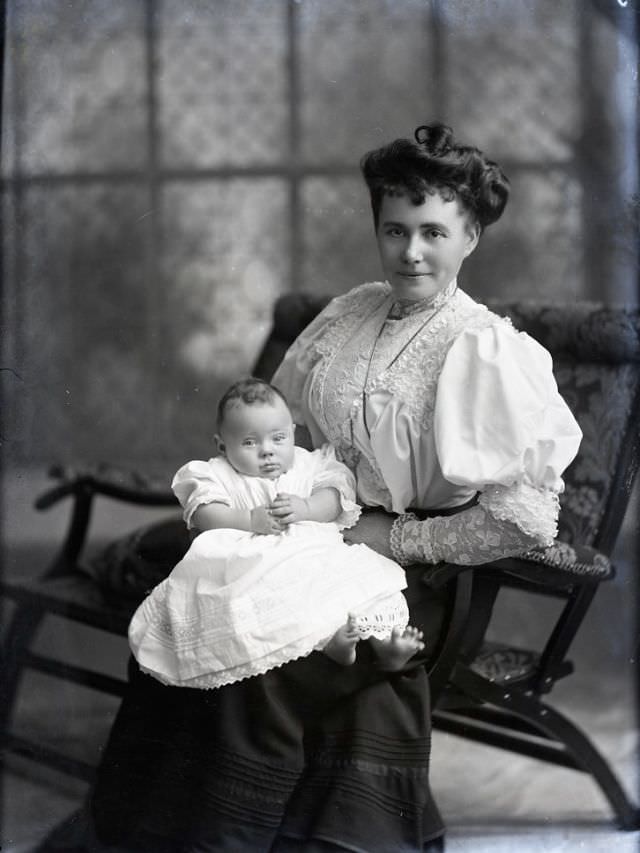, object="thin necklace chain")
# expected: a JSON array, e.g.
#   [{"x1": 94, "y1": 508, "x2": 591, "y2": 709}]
[{"x1": 360, "y1": 297, "x2": 447, "y2": 438}]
